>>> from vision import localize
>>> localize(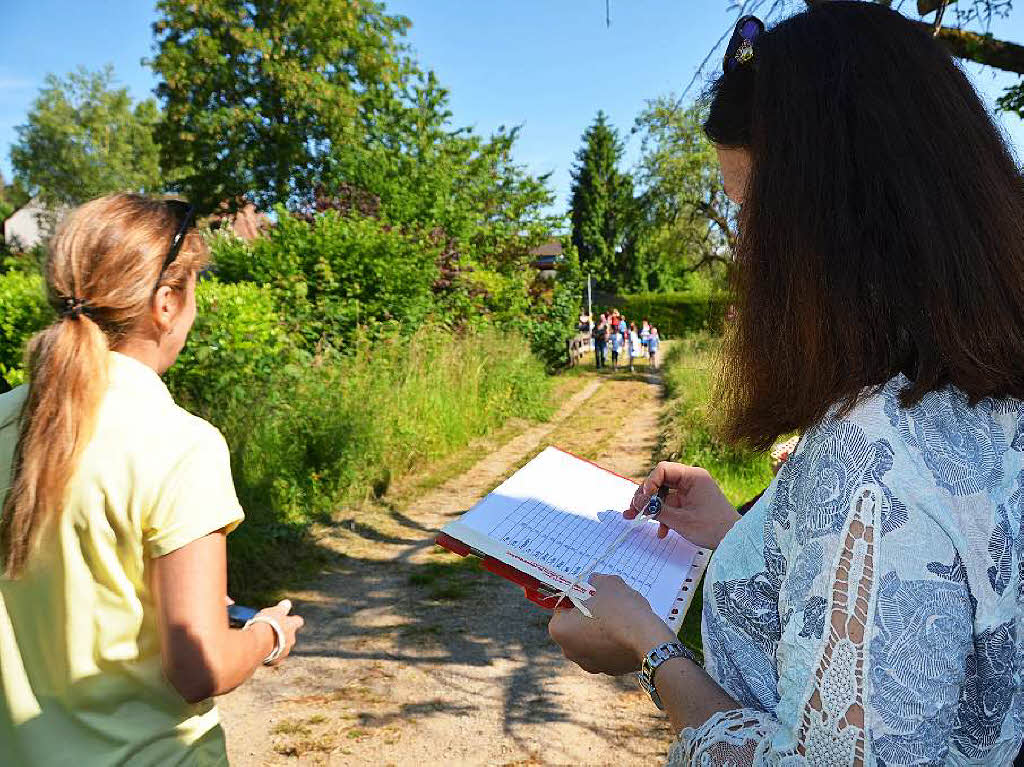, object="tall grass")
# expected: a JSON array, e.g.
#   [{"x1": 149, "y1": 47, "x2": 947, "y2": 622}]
[
  {"x1": 210, "y1": 327, "x2": 552, "y2": 599},
  {"x1": 658, "y1": 334, "x2": 773, "y2": 508}
]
